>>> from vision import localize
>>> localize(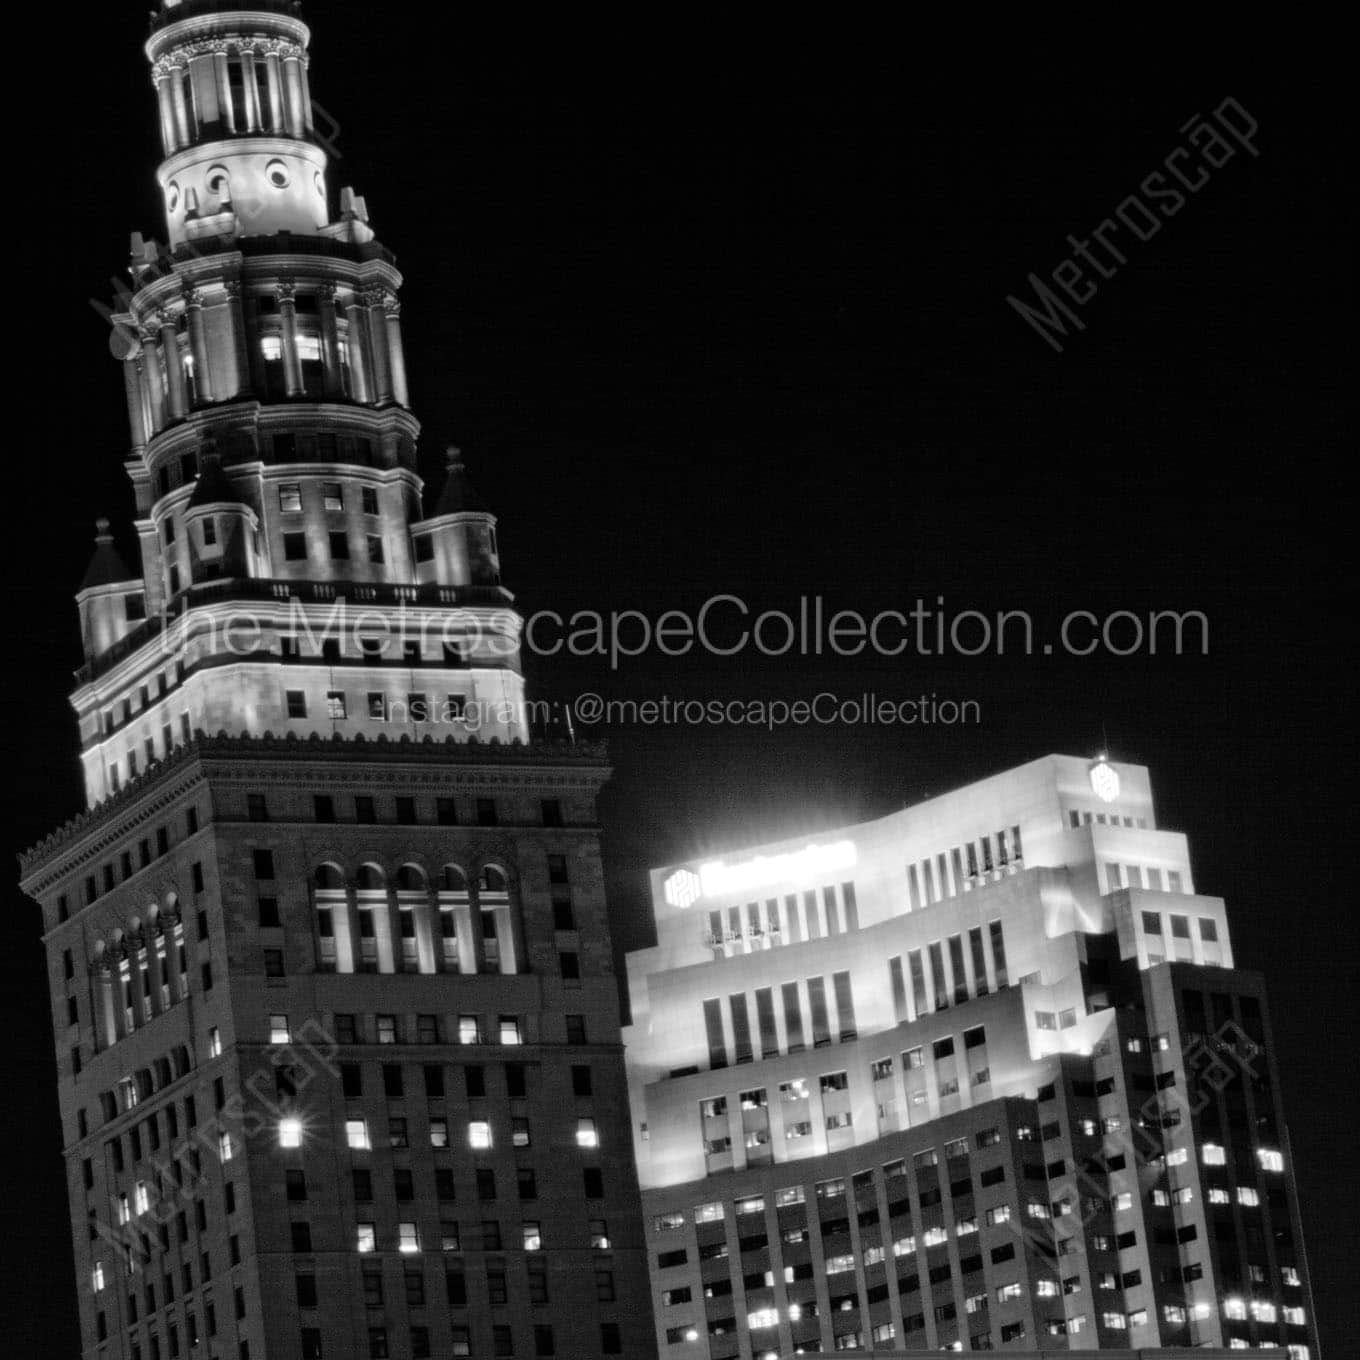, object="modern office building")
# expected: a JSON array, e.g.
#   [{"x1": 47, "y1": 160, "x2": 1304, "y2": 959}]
[
  {"x1": 20, "y1": 3, "x2": 655, "y2": 1357},
  {"x1": 624, "y1": 755, "x2": 1319, "y2": 1358}
]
